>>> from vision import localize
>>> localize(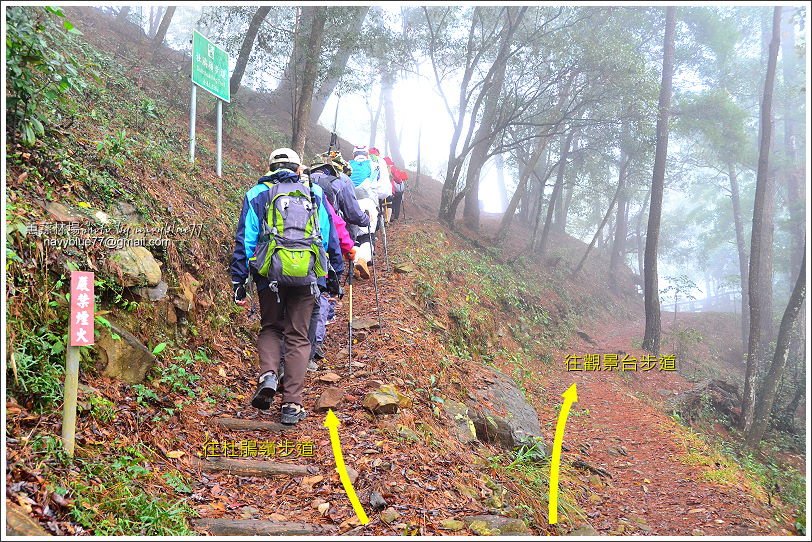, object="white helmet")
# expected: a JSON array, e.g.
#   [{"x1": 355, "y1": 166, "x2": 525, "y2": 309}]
[{"x1": 268, "y1": 147, "x2": 301, "y2": 168}]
